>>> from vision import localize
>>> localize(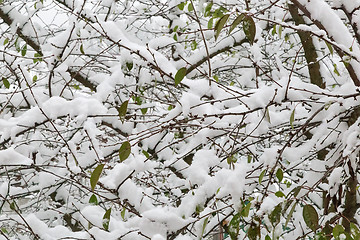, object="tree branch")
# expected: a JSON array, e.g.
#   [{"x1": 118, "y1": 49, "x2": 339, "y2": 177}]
[{"x1": 0, "y1": 7, "x2": 97, "y2": 92}]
